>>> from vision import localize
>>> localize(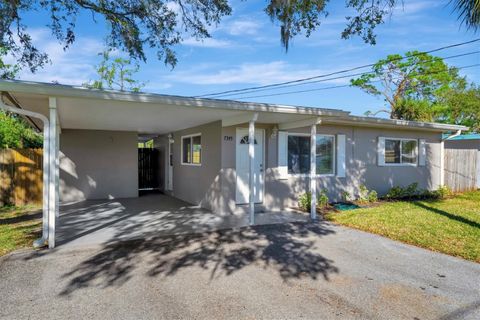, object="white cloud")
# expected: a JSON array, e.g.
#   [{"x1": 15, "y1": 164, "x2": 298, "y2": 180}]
[
  {"x1": 15, "y1": 28, "x2": 103, "y2": 85},
  {"x1": 181, "y1": 37, "x2": 233, "y2": 48},
  {"x1": 166, "y1": 61, "x2": 351, "y2": 86},
  {"x1": 226, "y1": 19, "x2": 262, "y2": 36}
]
